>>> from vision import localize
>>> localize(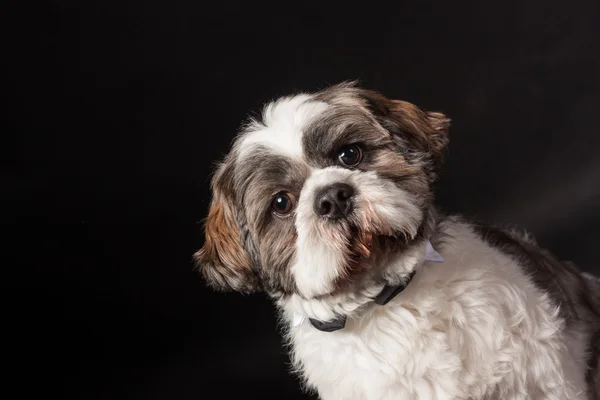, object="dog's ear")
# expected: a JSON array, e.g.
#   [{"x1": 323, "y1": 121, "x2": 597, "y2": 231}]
[
  {"x1": 194, "y1": 157, "x2": 261, "y2": 293},
  {"x1": 360, "y1": 89, "x2": 450, "y2": 171}
]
